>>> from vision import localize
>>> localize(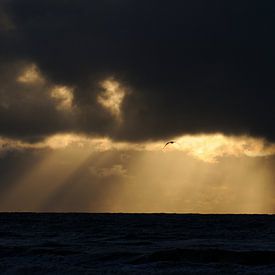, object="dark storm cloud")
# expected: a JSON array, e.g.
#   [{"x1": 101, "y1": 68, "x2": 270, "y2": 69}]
[
  {"x1": 0, "y1": 61, "x2": 75, "y2": 141},
  {"x1": 1, "y1": 0, "x2": 275, "y2": 141}
]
